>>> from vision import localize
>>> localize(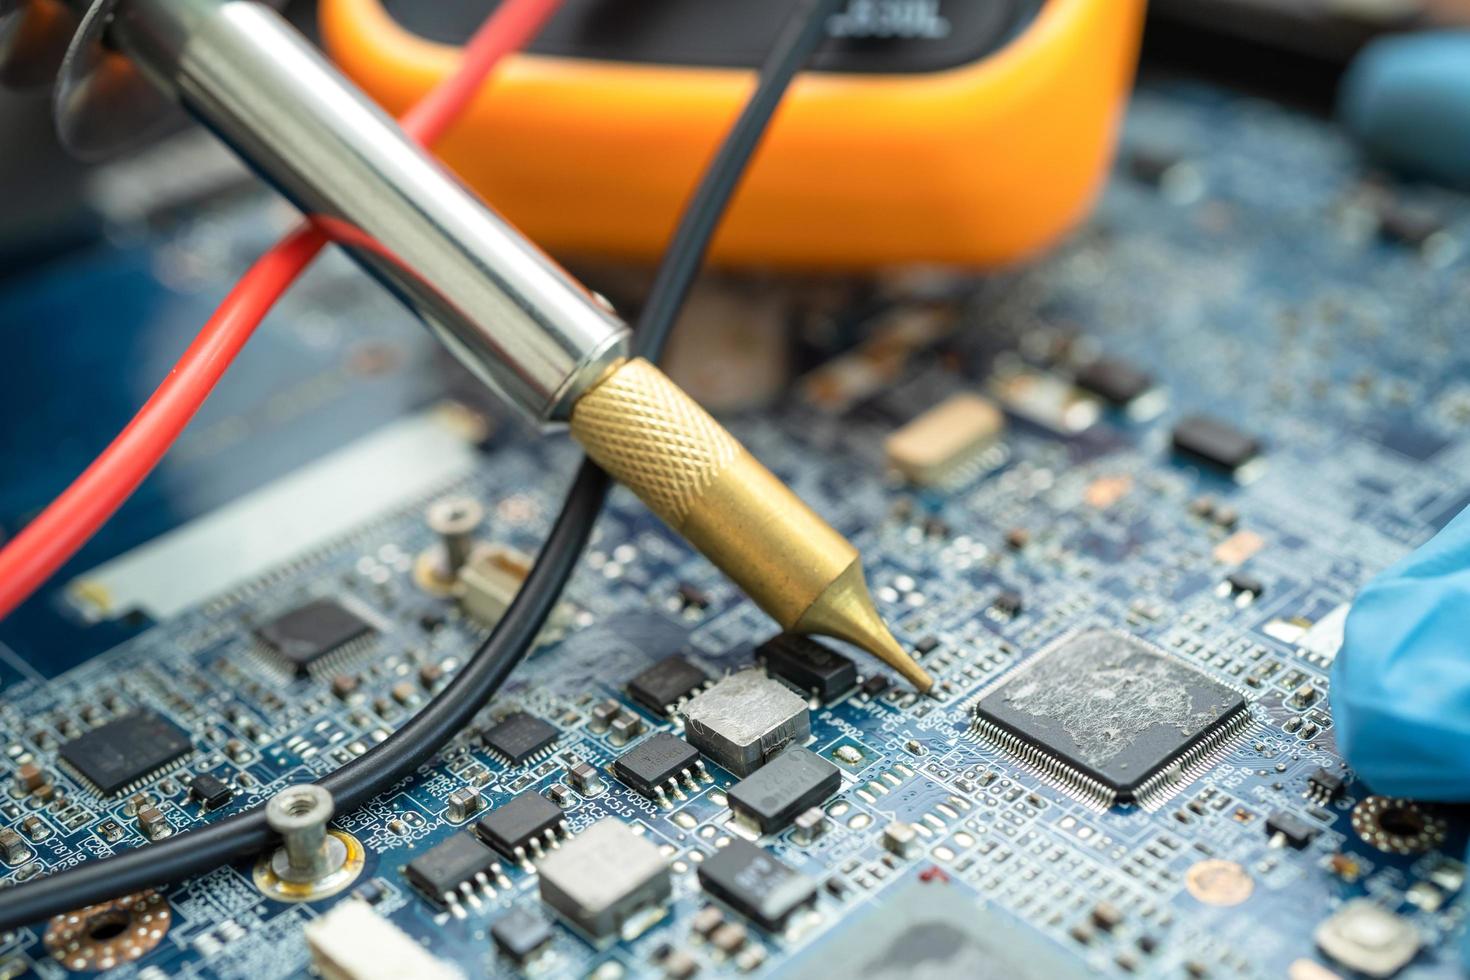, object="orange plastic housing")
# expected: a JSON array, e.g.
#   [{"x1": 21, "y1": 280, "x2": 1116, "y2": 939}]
[{"x1": 320, "y1": 0, "x2": 1144, "y2": 270}]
